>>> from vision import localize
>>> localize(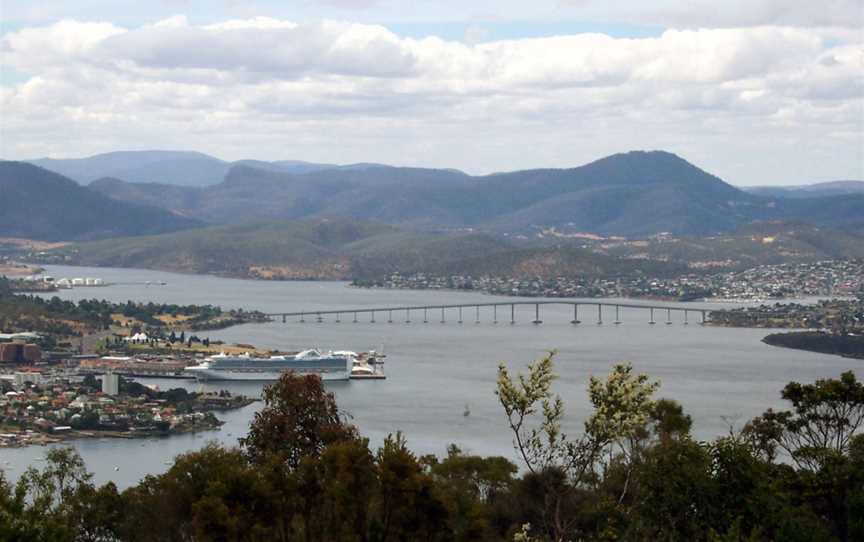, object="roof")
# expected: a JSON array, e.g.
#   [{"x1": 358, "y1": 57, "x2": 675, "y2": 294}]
[{"x1": 0, "y1": 332, "x2": 42, "y2": 340}]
